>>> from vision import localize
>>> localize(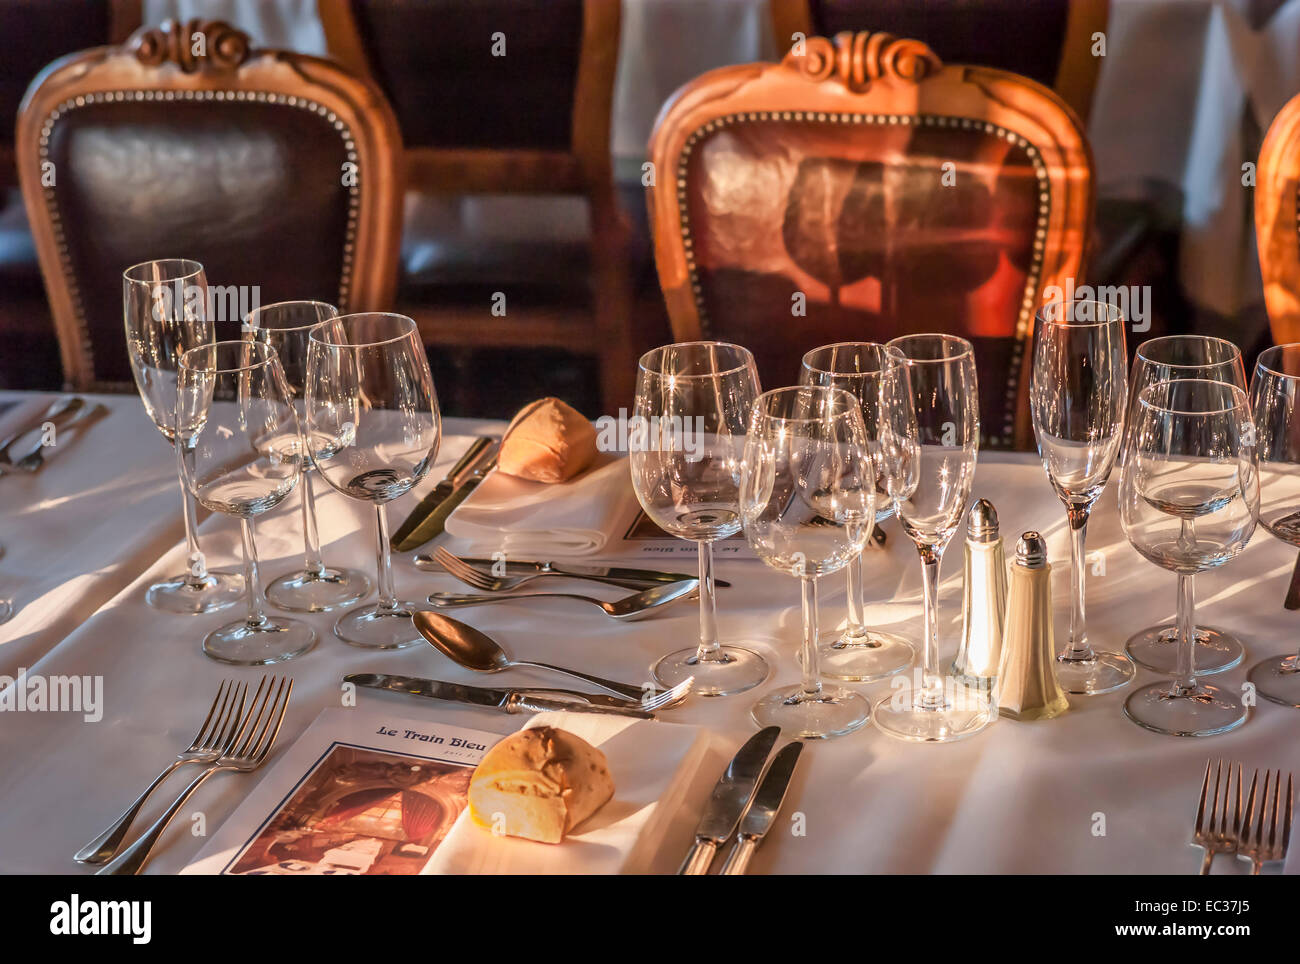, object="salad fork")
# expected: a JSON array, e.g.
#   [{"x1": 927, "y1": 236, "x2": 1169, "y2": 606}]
[
  {"x1": 1237, "y1": 768, "x2": 1294, "y2": 874},
  {"x1": 1191, "y1": 758, "x2": 1240, "y2": 874}
]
